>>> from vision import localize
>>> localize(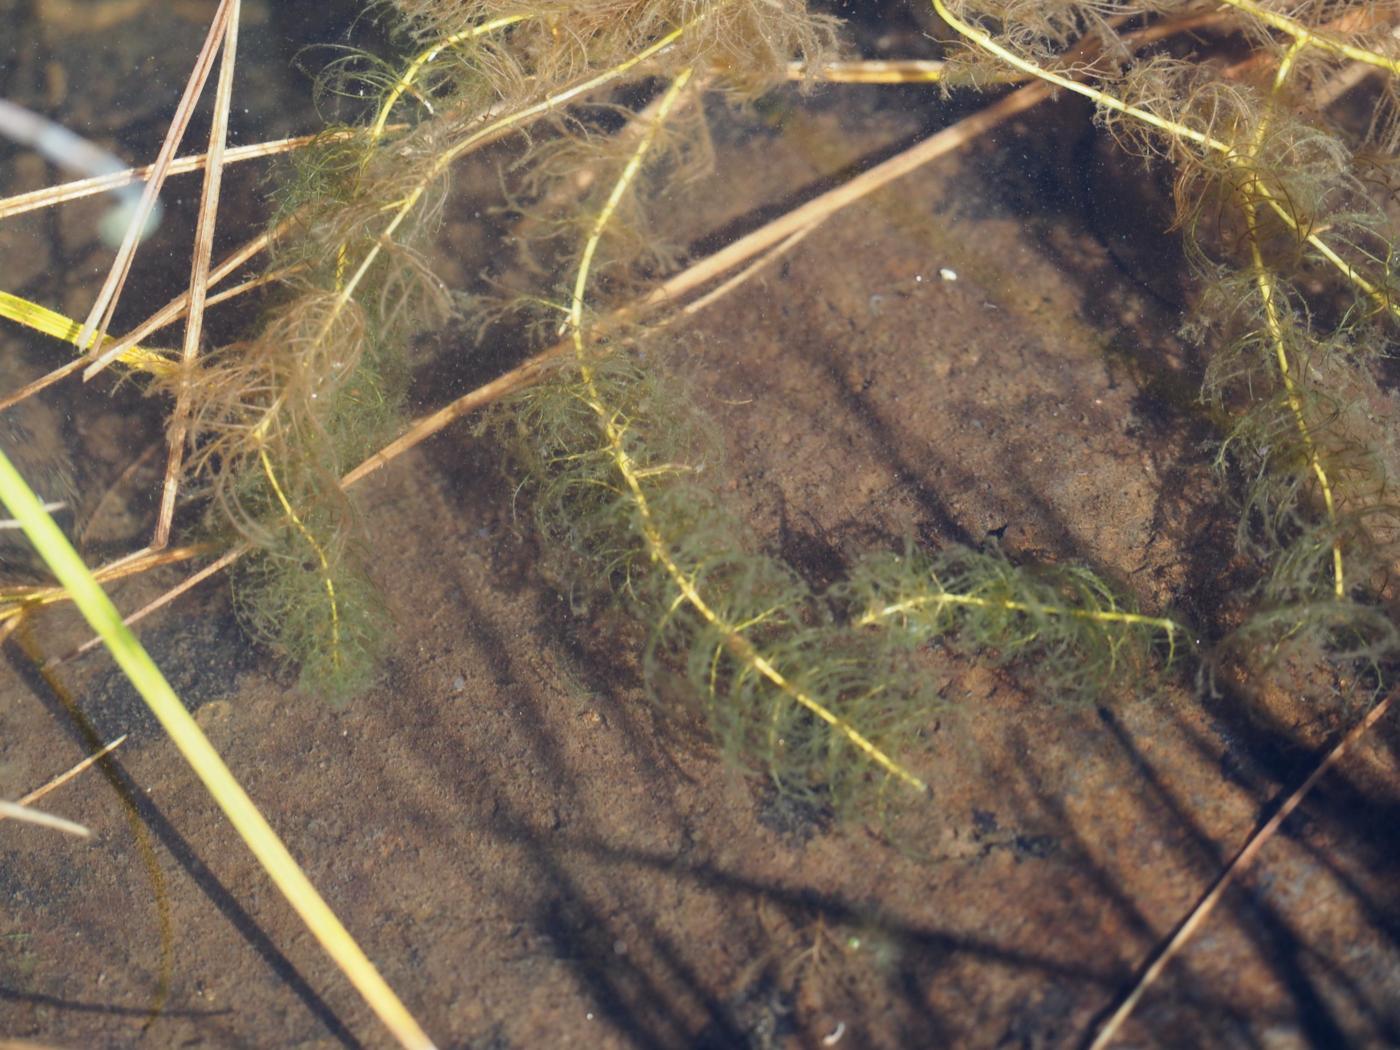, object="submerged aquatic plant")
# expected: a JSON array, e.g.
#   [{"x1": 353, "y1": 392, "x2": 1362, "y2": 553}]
[
  {"x1": 461, "y1": 0, "x2": 1194, "y2": 805},
  {"x1": 937, "y1": 0, "x2": 1400, "y2": 676},
  {"x1": 2, "y1": 0, "x2": 1399, "y2": 1046},
  {"x1": 4, "y1": 0, "x2": 1395, "y2": 799}
]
